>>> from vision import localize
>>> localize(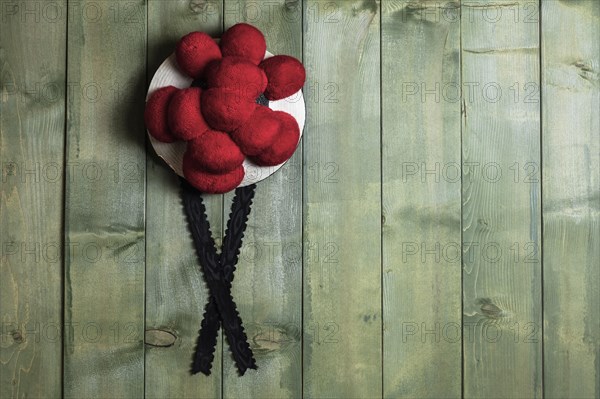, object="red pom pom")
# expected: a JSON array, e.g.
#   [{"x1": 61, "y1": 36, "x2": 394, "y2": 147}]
[
  {"x1": 145, "y1": 86, "x2": 179, "y2": 143},
  {"x1": 183, "y1": 151, "x2": 244, "y2": 194},
  {"x1": 201, "y1": 88, "x2": 256, "y2": 131},
  {"x1": 230, "y1": 106, "x2": 280, "y2": 156},
  {"x1": 207, "y1": 57, "x2": 267, "y2": 99},
  {"x1": 168, "y1": 87, "x2": 210, "y2": 141},
  {"x1": 252, "y1": 111, "x2": 300, "y2": 166},
  {"x1": 220, "y1": 23, "x2": 266, "y2": 65},
  {"x1": 259, "y1": 55, "x2": 306, "y2": 101},
  {"x1": 176, "y1": 32, "x2": 222, "y2": 78},
  {"x1": 186, "y1": 130, "x2": 245, "y2": 174}
]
